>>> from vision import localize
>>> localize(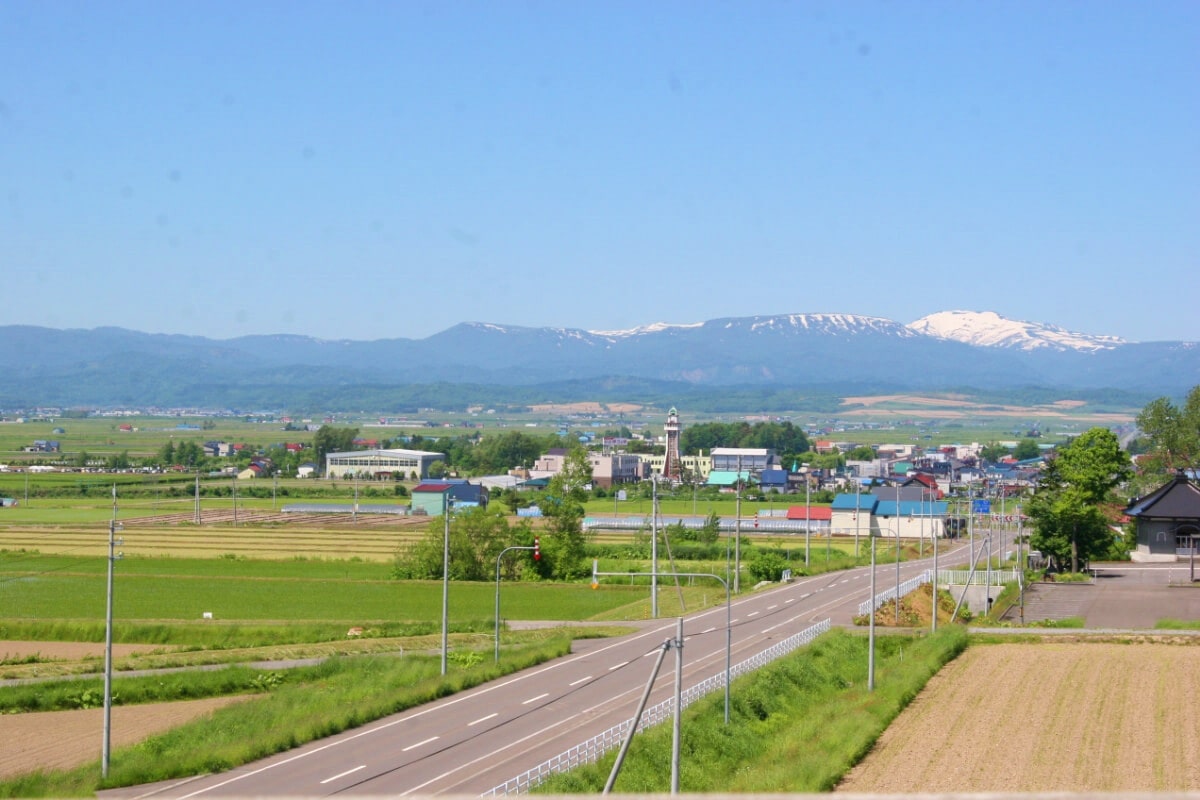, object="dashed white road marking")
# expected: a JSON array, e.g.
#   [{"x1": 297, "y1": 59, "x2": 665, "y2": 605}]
[
  {"x1": 402, "y1": 736, "x2": 438, "y2": 752},
  {"x1": 468, "y1": 713, "x2": 497, "y2": 726},
  {"x1": 320, "y1": 766, "x2": 365, "y2": 785},
  {"x1": 569, "y1": 676, "x2": 592, "y2": 686},
  {"x1": 608, "y1": 661, "x2": 628, "y2": 671},
  {"x1": 522, "y1": 693, "x2": 549, "y2": 705}
]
